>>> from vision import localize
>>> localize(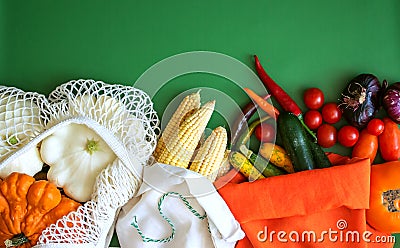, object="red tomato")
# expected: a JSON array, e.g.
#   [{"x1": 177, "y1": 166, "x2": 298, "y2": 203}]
[
  {"x1": 317, "y1": 124, "x2": 337, "y2": 148},
  {"x1": 378, "y1": 117, "x2": 400, "y2": 161},
  {"x1": 352, "y1": 129, "x2": 378, "y2": 163},
  {"x1": 303, "y1": 88, "x2": 325, "y2": 110},
  {"x1": 321, "y1": 102, "x2": 342, "y2": 124},
  {"x1": 367, "y1": 118, "x2": 385, "y2": 136},
  {"x1": 254, "y1": 122, "x2": 275, "y2": 143},
  {"x1": 337, "y1": 125, "x2": 359, "y2": 147},
  {"x1": 304, "y1": 110, "x2": 323, "y2": 130}
]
